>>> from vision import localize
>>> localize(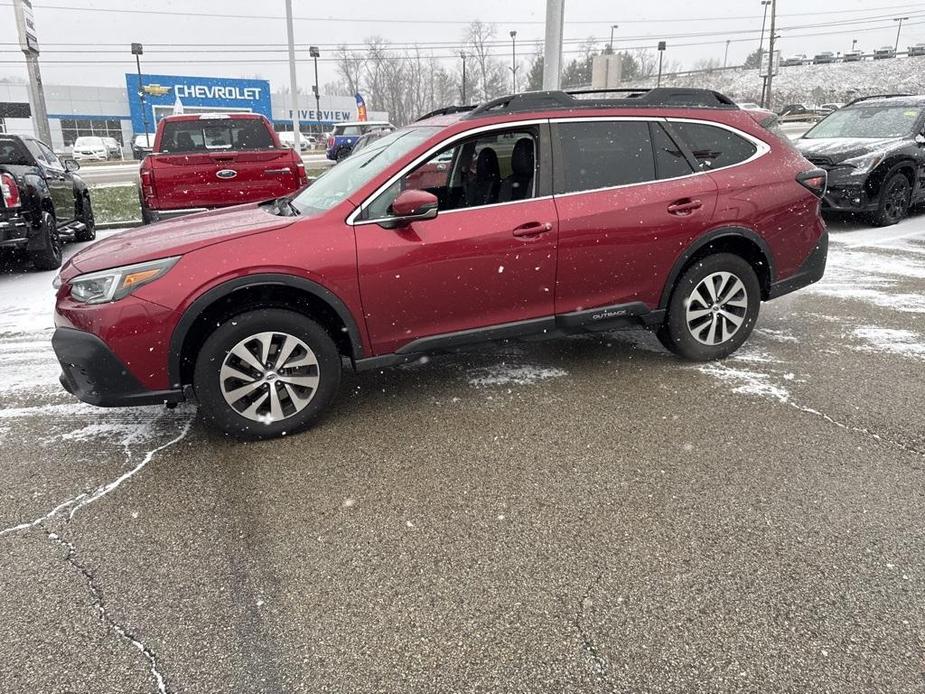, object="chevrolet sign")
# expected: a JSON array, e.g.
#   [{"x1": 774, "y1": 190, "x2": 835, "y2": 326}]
[{"x1": 175, "y1": 85, "x2": 262, "y2": 101}]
